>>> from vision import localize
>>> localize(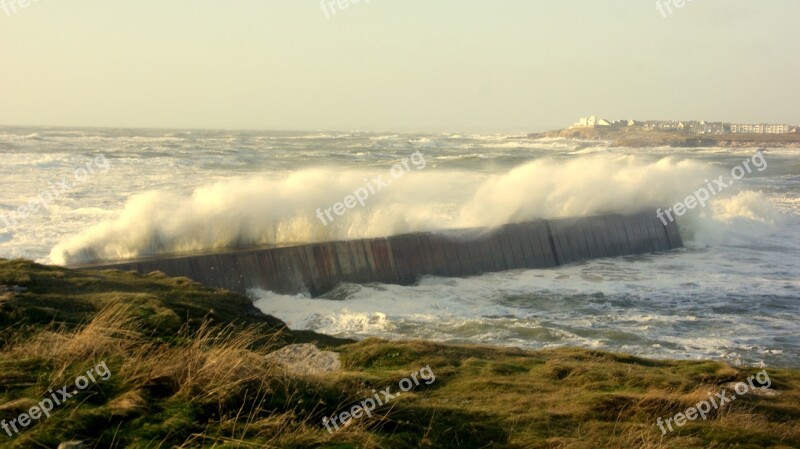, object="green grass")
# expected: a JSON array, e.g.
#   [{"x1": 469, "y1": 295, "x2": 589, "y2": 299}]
[{"x1": 1, "y1": 258, "x2": 799, "y2": 448}]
